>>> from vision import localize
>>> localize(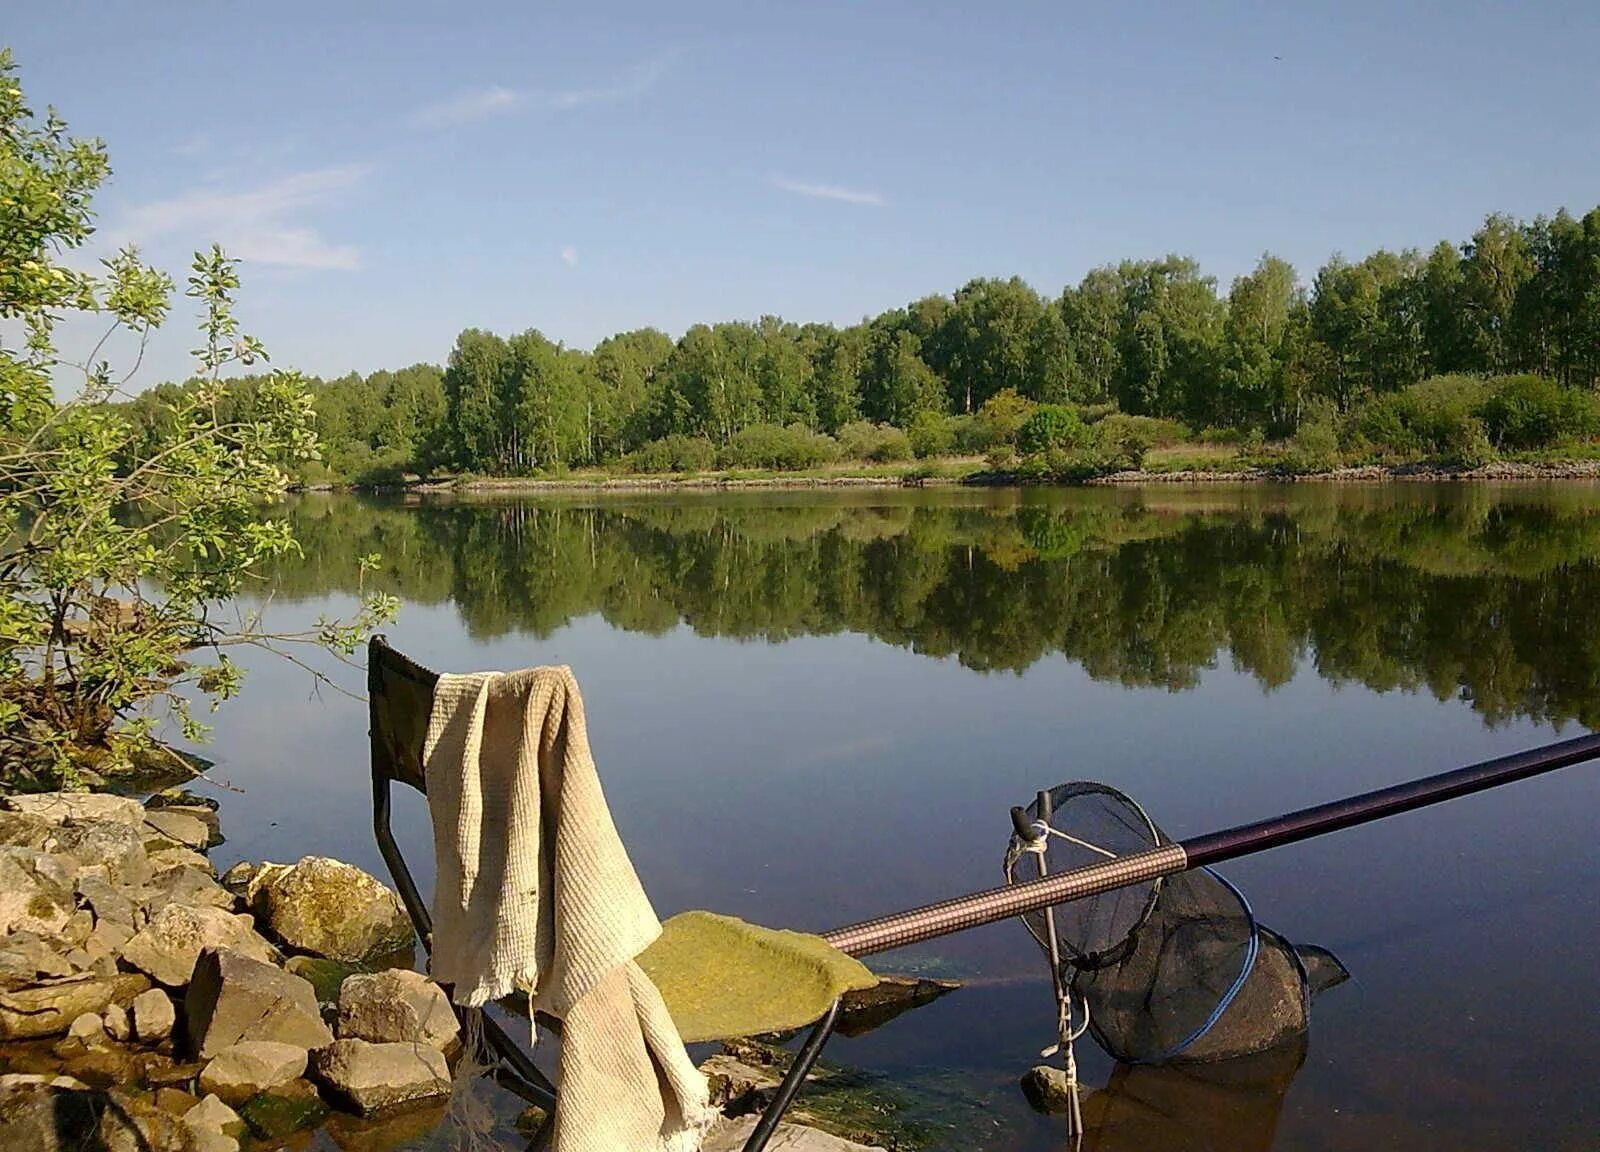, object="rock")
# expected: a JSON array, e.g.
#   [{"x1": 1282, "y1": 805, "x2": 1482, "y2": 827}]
[
  {"x1": 131, "y1": 987, "x2": 176, "y2": 1043},
  {"x1": 0, "y1": 931, "x2": 76, "y2": 988},
  {"x1": 0, "y1": 849, "x2": 75, "y2": 937},
  {"x1": 0, "y1": 975, "x2": 119, "y2": 1040},
  {"x1": 82, "y1": 918, "x2": 134, "y2": 964},
  {"x1": 185, "y1": 947, "x2": 333, "y2": 1057},
  {"x1": 104, "y1": 1002, "x2": 132, "y2": 1042},
  {"x1": 237, "y1": 1078, "x2": 329, "y2": 1139},
  {"x1": 145, "y1": 788, "x2": 219, "y2": 812},
  {"x1": 3, "y1": 792, "x2": 144, "y2": 826},
  {"x1": 0, "y1": 809, "x2": 52, "y2": 849},
  {"x1": 1020, "y1": 1064, "x2": 1079, "y2": 1114},
  {"x1": 75, "y1": 875, "x2": 141, "y2": 929},
  {"x1": 701, "y1": 1051, "x2": 783, "y2": 1110},
  {"x1": 703, "y1": 1116, "x2": 886, "y2": 1151},
  {"x1": 144, "y1": 865, "x2": 234, "y2": 913},
  {"x1": 0, "y1": 1080, "x2": 190, "y2": 1152},
  {"x1": 184, "y1": 1091, "x2": 248, "y2": 1140},
  {"x1": 217, "y1": 860, "x2": 257, "y2": 896},
  {"x1": 316, "y1": 1101, "x2": 451, "y2": 1152},
  {"x1": 51, "y1": 820, "x2": 152, "y2": 887},
  {"x1": 285, "y1": 955, "x2": 359, "y2": 1005},
  {"x1": 60, "y1": 910, "x2": 94, "y2": 948},
  {"x1": 248, "y1": 856, "x2": 413, "y2": 963},
  {"x1": 146, "y1": 845, "x2": 214, "y2": 876},
  {"x1": 56, "y1": 1043, "x2": 141, "y2": 1089},
  {"x1": 67, "y1": 1012, "x2": 105, "y2": 1043},
  {"x1": 198, "y1": 1040, "x2": 308, "y2": 1106},
  {"x1": 835, "y1": 973, "x2": 962, "y2": 1038},
  {"x1": 149, "y1": 805, "x2": 223, "y2": 847},
  {"x1": 154, "y1": 1085, "x2": 199, "y2": 1115},
  {"x1": 310, "y1": 1038, "x2": 451, "y2": 1115},
  {"x1": 336, "y1": 968, "x2": 458, "y2": 1049},
  {"x1": 143, "y1": 810, "x2": 211, "y2": 850},
  {"x1": 121, "y1": 902, "x2": 277, "y2": 987}
]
